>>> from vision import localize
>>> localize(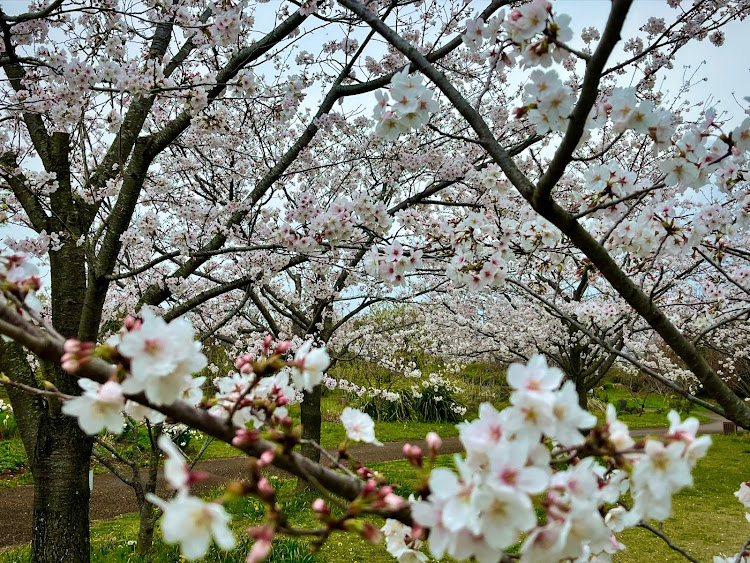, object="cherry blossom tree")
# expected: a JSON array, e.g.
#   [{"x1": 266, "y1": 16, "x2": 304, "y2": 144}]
[{"x1": 2, "y1": 0, "x2": 750, "y2": 562}]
